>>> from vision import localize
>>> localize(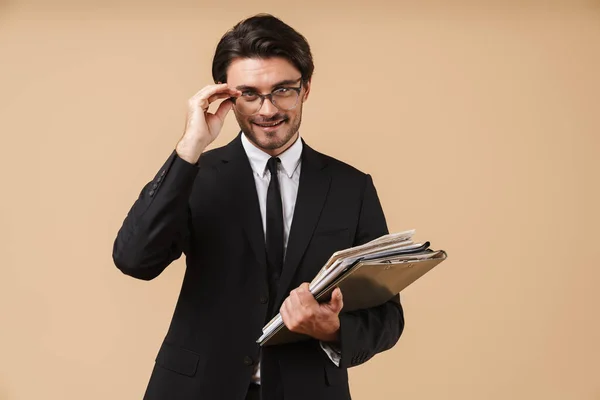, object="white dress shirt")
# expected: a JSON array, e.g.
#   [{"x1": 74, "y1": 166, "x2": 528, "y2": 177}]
[{"x1": 240, "y1": 133, "x2": 341, "y2": 384}]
